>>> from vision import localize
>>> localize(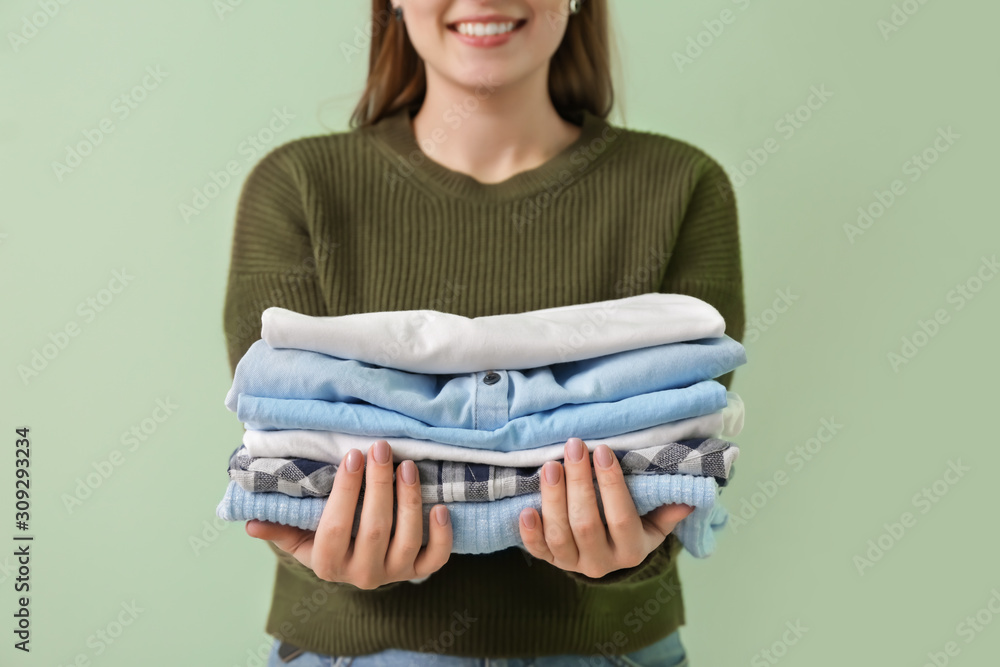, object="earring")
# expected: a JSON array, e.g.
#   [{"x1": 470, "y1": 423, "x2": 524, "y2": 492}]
[
  {"x1": 569, "y1": 0, "x2": 581, "y2": 14},
  {"x1": 394, "y1": 5, "x2": 403, "y2": 21}
]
